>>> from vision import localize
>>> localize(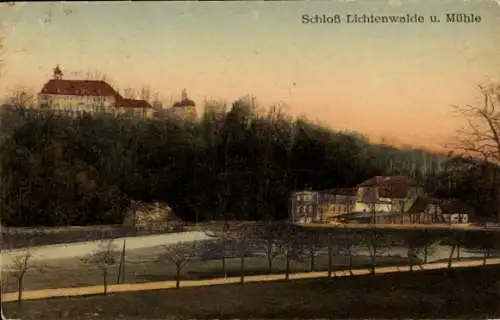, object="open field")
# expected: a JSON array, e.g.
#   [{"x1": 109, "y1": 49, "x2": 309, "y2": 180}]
[
  {"x1": 3, "y1": 265, "x2": 500, "y2": 319},
  {"x1": 2, "y1": 245, "x2": 410, "y2": 293}
]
